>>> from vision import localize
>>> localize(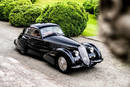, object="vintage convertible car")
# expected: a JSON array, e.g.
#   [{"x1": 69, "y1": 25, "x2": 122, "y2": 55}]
[{"x1": 14, "y1": 23, "x2": 103, "y2": 73}]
